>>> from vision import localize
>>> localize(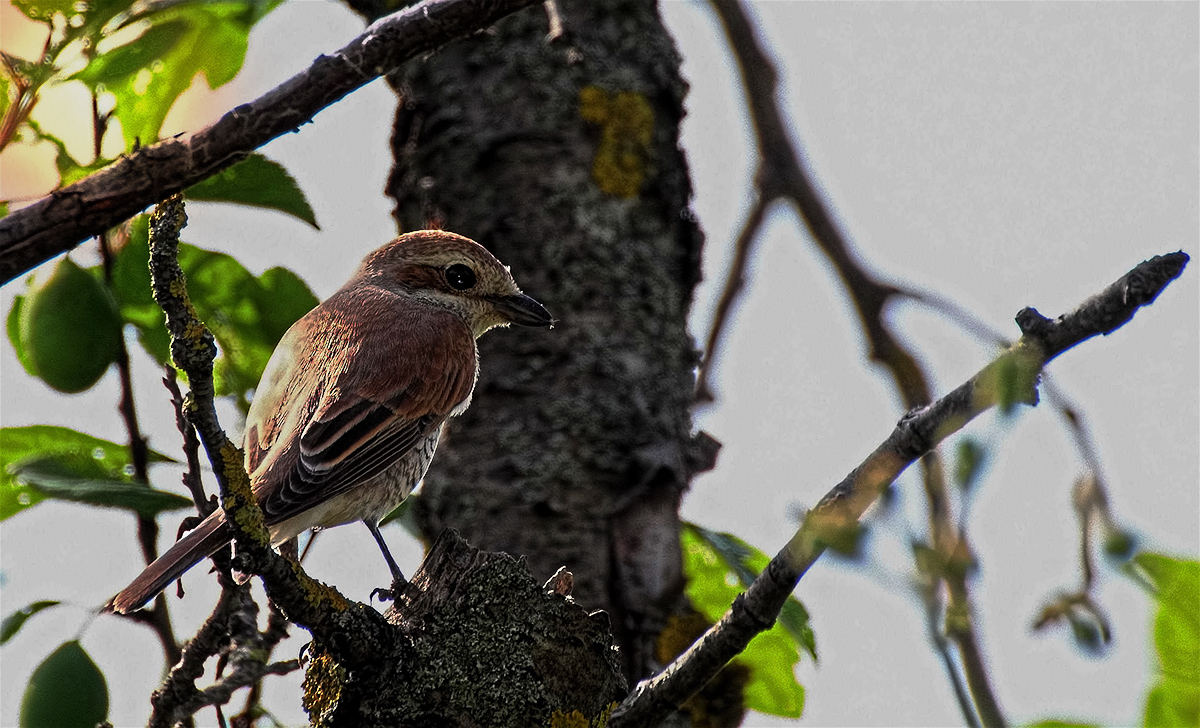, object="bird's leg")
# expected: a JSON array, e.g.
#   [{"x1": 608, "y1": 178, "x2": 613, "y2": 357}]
[
  {"x1": 365, "y1": 520, "x2": 408, "y2": 602},
  {"x1": 280, "y1": 536, "x2": 299, "y2": 562}
]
